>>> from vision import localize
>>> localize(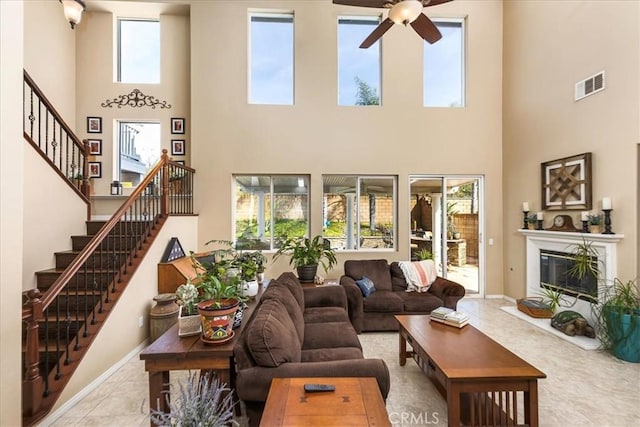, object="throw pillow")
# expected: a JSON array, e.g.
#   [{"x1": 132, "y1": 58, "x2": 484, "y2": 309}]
[
  {"x1": 246, "y1": 299, "x2": 301, "y2": 367},
  {"x1": 355, "y1": 276, "x2": 376, "y2": 297},
  {"x1": 398, "y1": 259, "x2": 437, "y2": 292}
]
